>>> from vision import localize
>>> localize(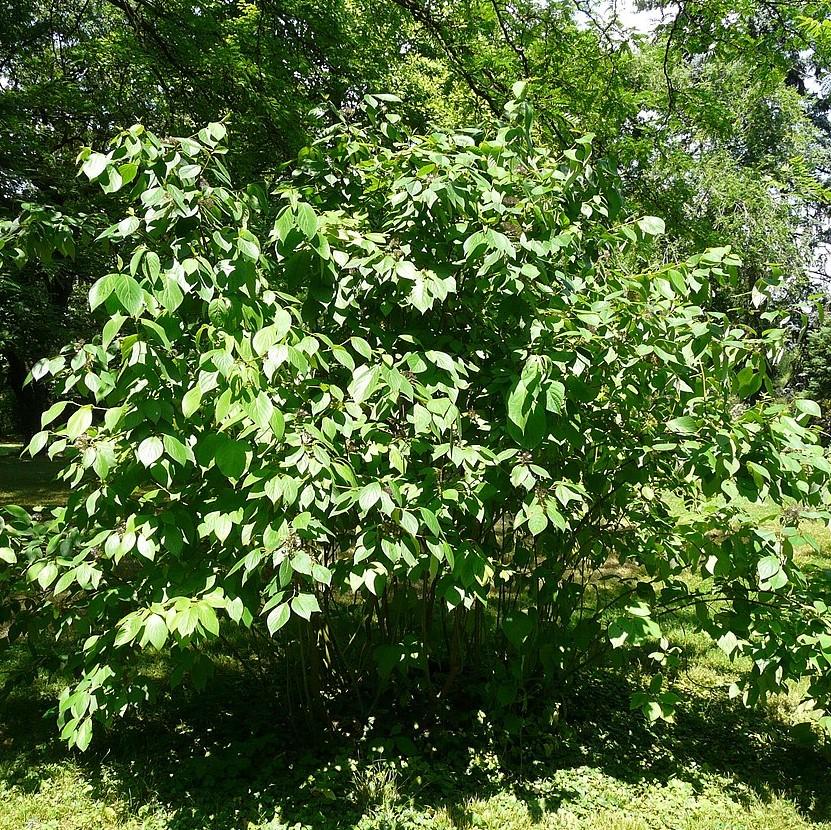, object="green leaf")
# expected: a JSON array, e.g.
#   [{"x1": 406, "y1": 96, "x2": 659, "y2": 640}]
[
  {"x1": 113, "y1": 273, "x2": 145, "y2": 316},
  {"x1": 291, "y1": 592, "x2": 320, "y2": 620},
  {"x1": 274, "y1": 308, "x2": 292, "y2": 339},
  {"x1": 41, "y1": 401, "x2": 68, "y2": 428},
  {"x1": 409, "y1": 276, "x2": 432, "y2": 313},
  {"x1": 159, "y1": 276, "x2": 184, "y2": 312},
  {"x1": 237, "y1": 229, "x2": 260, "y2": 260},
  {"x1": 137, "y1": 436, "x2": 163, "y2": 467},
  {"x1": 118, "y1": 162, "x2": 138, "y2": 186},
  {"x1": 249, "y1": 392, "x2": 274, "y2": 430},
  {"x1": 215, "y1": 437, "x2": 247, "y2": 479},
  {"x1": 758, "y1": 554, "x2": 787, "y2": 589},
  {"x1": 253, "y1": 327, "x2": 276, "y2": 356},
  {"x1": 118, "y1": 216, "x2": 141, "y2": 237},
  {"x1": 312, "y1": 563, "x2": 332, "y2": 586},
  {"x1": 267, "y1": 603, "x2": 291, "y2": 634},
  {"x1": 103, "y1": 315, "x2": 126, "y2": 348},
  {"x1": 359, "y1": 481, "x2": 383, "y2": 512},
  {"x1": 54, "y1": 569, "x2": 77, "y2": 595},
  {"x1": 27, "y1": 431, "x2": 48, "y2": 456},
  {"x1": 667, "y1": 416, "x2": 699, "y2": 435},
  {"x1": 795, "y1": 398, "x2": 821, "y2": 418},
  {"x1": 82, "y1": 152, "x2": 108, "y2": 180},
  {"x1": 507, "y1": 363, "x2": 547, "y2": 448},
  {"x1": 528, "y1": 510, "x2": 548, "y2": 536},
  {"x1": 270, "y1": 408, "x2": 285, "y2": 440},
  {"x1": 637, "y1": 216, "x2": 665, "y2": 236},
  {"x1": 296, "y1": 203, "x2": 318, "y2": 239},
  {"x1": 197, "y1": 604, "x2": 220, "y2": 637},
  {"x1": 163, "y1": 434, "x2": 190, "y2": 465},
  {"x1": 67, "y1": 406, "x2": 93, "y2": 440},
  {"x1": 89, "y1": 274, "x2": 115, "y2": 310},
  {"x1": 735, "y1": 366, "x2": 763, "y2": 399},
  {"x1": 182, "y1": 386, "x2": 203, "y2": 418},
  {"x1": 419, "y1": 507, "x2": 441, "y2": 536},
  {"x1": 143, "y1": 614, "x2": 168, "y2": 650},
  {"x1": 36, "y1": 561, "x2": 58, "y2": 590},
  {"x1": 348, "y1": 365, "x2": 379, "y2": 403},
  {"x1": 75, "y1": 718, "x2": 93, "y2": 752},
  {"x1": 253, "y1": 312, "x2": 292, "y2": 356}
]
